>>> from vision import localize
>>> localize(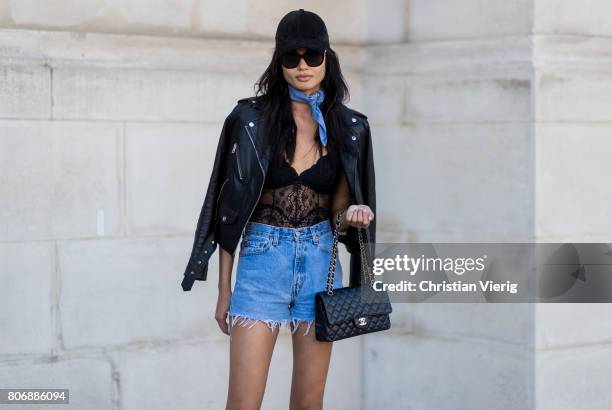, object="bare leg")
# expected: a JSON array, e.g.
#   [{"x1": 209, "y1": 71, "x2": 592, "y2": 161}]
[
  {"x1": 289, "y1": 321, "x2": 333, "y2": 410},
  {"x1": 226, "y1": 319, "x2": 280, "y2": 410}
]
